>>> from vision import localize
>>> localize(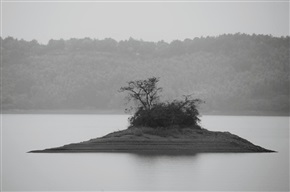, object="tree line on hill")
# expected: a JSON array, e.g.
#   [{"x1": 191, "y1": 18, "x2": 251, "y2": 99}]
[{"x1": 1, "y1": 33, "x2": 289, "y2": 115}]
